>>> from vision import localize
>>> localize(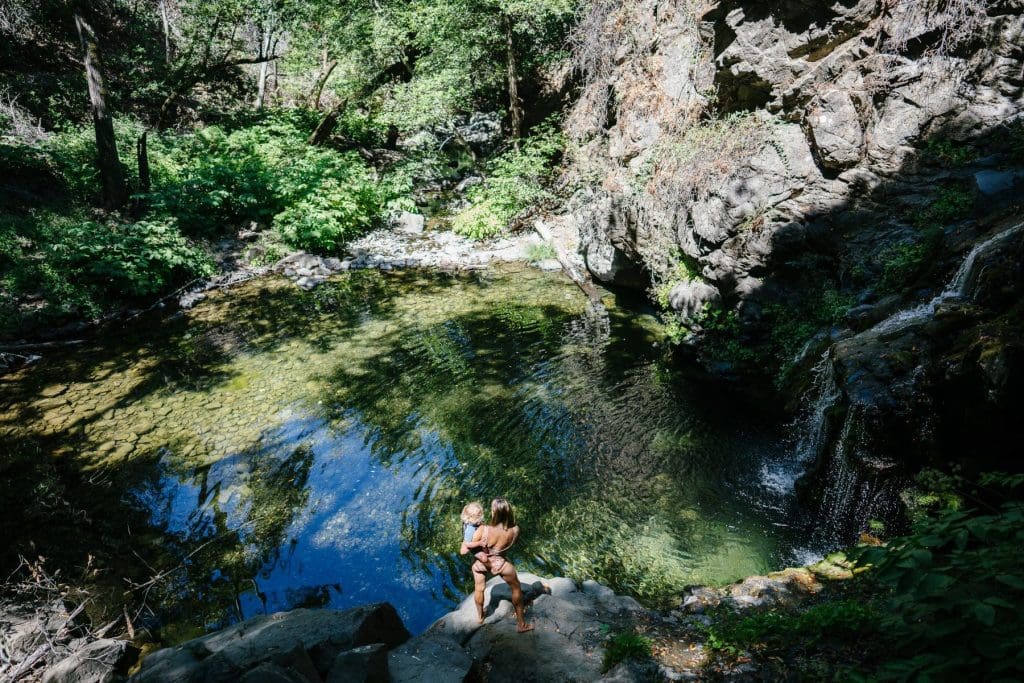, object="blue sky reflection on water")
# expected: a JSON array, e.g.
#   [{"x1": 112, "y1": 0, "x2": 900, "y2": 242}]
[{"x1": 135, "y1": 406, "x2": 463, "y2": 633}]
